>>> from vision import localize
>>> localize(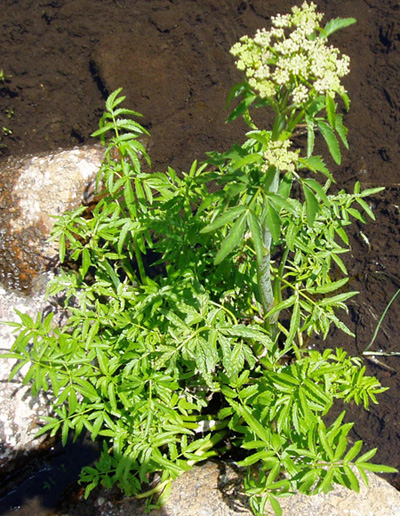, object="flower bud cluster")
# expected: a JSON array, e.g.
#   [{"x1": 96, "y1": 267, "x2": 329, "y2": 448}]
[
  {"x1": 230, "y1": 2, "x2": 350, "y2": 105},
  {"x1": 261, "y1": 137, "x2": 298, "y2": 173}
]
